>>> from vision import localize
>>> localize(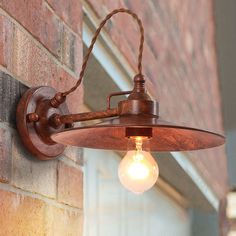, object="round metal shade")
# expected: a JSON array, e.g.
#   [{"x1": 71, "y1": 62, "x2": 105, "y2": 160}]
[{"x1": 51, "y1": 115, "x2": 225, "y2": 151}]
